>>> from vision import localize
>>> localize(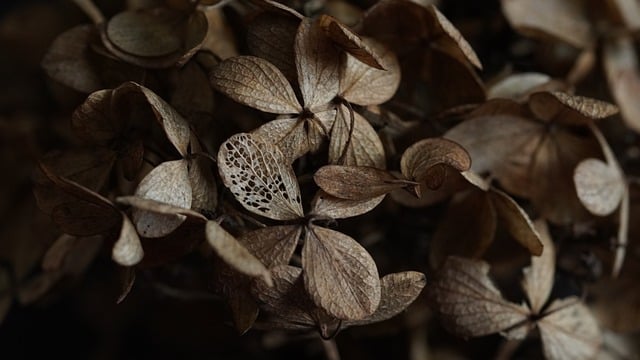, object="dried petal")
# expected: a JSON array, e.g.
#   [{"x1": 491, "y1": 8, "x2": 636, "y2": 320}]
[
  {"x1": 116, "y1": 196, "x2": 206, "y2": 221},
  {"x1": 247, "y1": 14, "x2": 298, "y2": 81},
  {"x1": 400, "y1": 138, "x2": 471, "y2": 188},
  {"x1": 528, "y1": 91, "x2": 618, "y2": 126},
  {"x1": 521, "y1": 220, "x2": 555, "y2": 314},
  {"x1": 574, "y1": 159, "x2": 625, "y2": 216},
  {"x1": 501, "y1": 0, "x2": 593, "y2": 49},
  {"x1": 41, "y1": 25, "x2": 102, "y2": 93},
  {"x1": 311, "y1": 190, "x2": 384, "y2": 219},
  {"x1": 302, "y1": 225, "x2": 381, "y2": 320},
  {"x1": 538, "y1": 298, "x2": 602, "y2": 360},
  {"x1": 603, "y1": 36, "x2": 640, "y2": 133},
  {"x1": 427, "y1": 5, "x2": 482, "y2": 69},
  {"x1": 210, "y1": 56, "x2": 302, "y2": 114},
  {"x1": 112, "y1": 215, "x2": 144, "y2": 266},
  {"x1": 206, "y1": 221, "x2": 272, "y2": 285},
  {"x1": 217, "y1": 133, "x2": 304, "y2": 221},
  {"x1": 329, "y1": 104, "x2": 386, "y2": 168},
  {"x1": 239, "y1": 225, "x2": 301, "y2": 268},
  {"x1": 318, "y1": 15, "x2": 384, "y2": 70},
  {"x1": 346, "y1": 271, "x2": 426, "y2": 326},
  {"x1": 314, "y1": 165, "x2": 413, "y2": 200},
  {"x1": 428, "y1": 256, "x2": 530, "y2": 339},
  {"x1": 339, "y1": 38, "x2": 400, "y2": 106},
  {"x1": 132, "y1": 160, "x2": 192, "y2": 238},
  {"x1": 295, "y1": 18, "x2": 341, "y2": 110},
  {"x1": 491, "y1": 188, "x2": 543, "y2": 256},
  {"x1": 252, "y1": 117, "x2": 310, "y2": 163}
]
